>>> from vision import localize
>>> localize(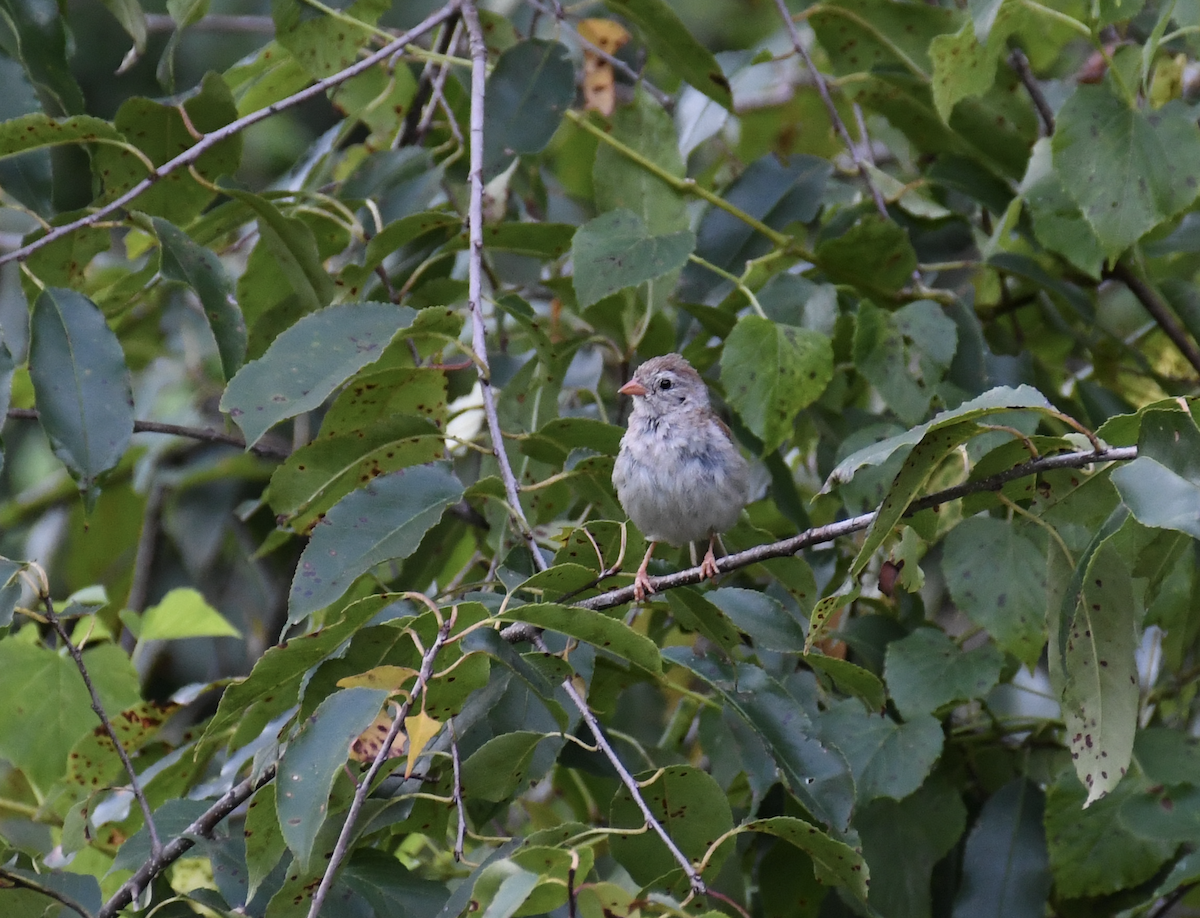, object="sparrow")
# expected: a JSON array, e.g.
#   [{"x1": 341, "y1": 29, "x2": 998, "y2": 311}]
[{"x1": 612, "y1": 353, "x2": 749, "y2": 601}]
